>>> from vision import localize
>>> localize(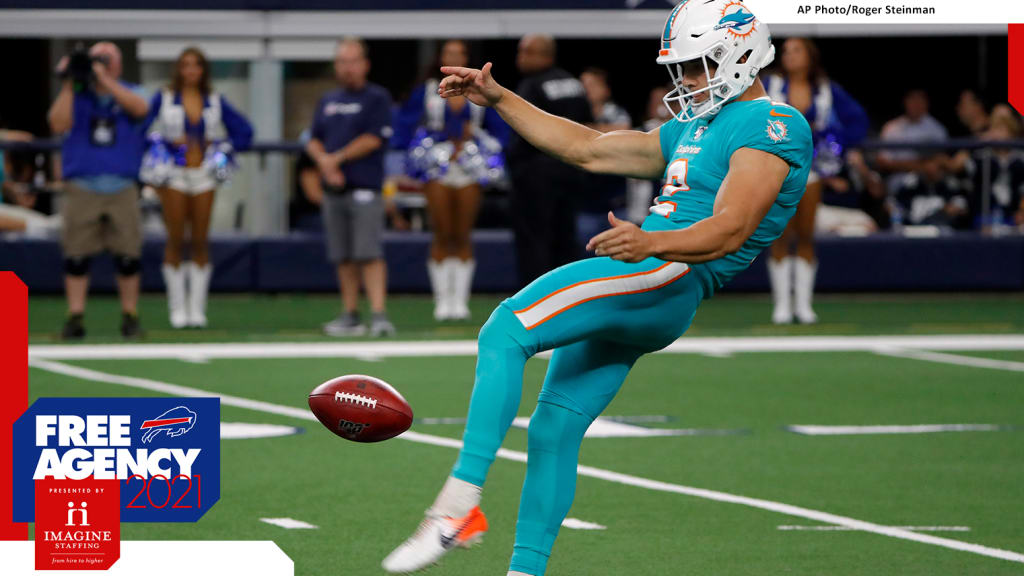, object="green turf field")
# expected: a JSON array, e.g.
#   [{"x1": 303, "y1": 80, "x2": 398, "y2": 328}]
[
  {"x1": 26, "y1": 294, "x2": 1024, "y2": 575},
  {"x1": 26, "y1": 291, "x2": 1024, "y2": 343}
]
